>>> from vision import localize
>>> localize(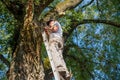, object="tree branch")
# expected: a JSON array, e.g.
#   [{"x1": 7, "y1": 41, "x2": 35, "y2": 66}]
[
  {"x1": 96, "y1": 0, "x2": 103, "y2": 17},
  {"x1": 34, "y1": 0, "x2": 54, "y2": 17},
  {"x1": 81, "y1": 0, "x2": 94, "y2": 8},
  {"x1": 79, "y1": 19, "x2": 120, "y2": 27},
  {"x1": 64, "y1": 19, "x2": 120, "y2": 41},
  {"x1": 63, "y1": 42, "x2": 102, "y2": 65},
  {"x1": 1, "y1": 0, "x2": 25, "y2": 21},
  {"x1": 1, "y1": 0, "x2": 55, "y2": 21},
  {"x1": 55, "y1": 0, "x2": 83, "y2": 14},
  {"x1": 43, "y1": 0, "x2": 83, "y2": 21},
  {"x1": 0, "y1": 54, "x2": 10, "y2": 67}
]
